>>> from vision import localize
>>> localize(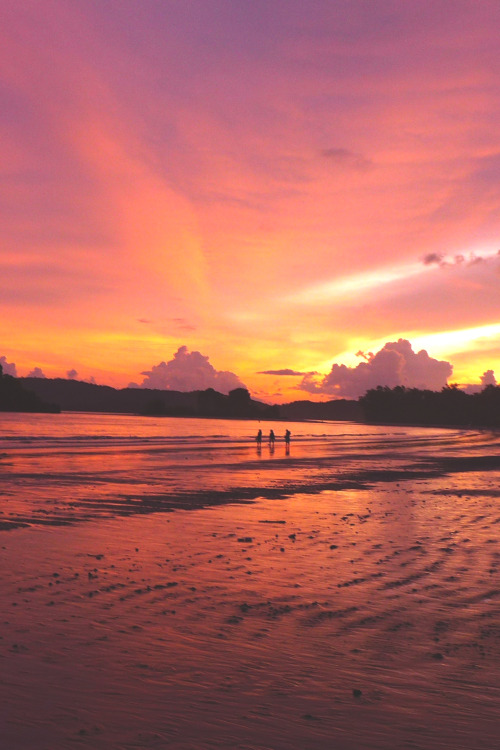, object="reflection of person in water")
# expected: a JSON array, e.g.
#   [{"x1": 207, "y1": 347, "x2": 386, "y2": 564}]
[
  {"x1": 284, "y1": 429, "x2": 291, "y2": 454},
  {"x1": 269, "y1": 429, "x2": 275, "y2": 447}
]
